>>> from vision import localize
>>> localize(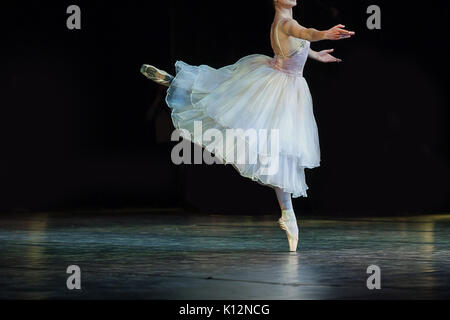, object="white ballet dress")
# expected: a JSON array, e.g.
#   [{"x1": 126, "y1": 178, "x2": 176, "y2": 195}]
[{"x1": 165, "y1": 20, "x2": 320, "y2": 197}]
